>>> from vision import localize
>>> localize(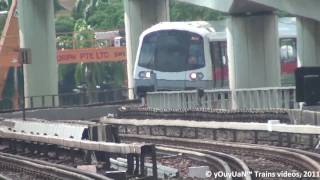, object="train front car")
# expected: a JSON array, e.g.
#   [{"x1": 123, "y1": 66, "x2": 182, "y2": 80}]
[{"x1": 133, "y1": 22, "x2": 214, "y2": 96}]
